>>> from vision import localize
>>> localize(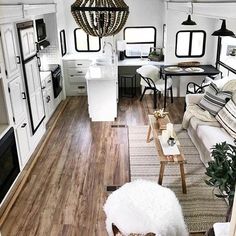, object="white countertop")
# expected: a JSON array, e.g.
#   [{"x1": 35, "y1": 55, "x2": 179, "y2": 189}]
[
  {"x1": 62, "y1": 53, "x2": 164, "y2": 67},
  {"x1": 86, "y1": 65, "x2": 117, "y2": 81},
  {"x1": 40, "y1": 71, "x2": 51, "y2": 82},
  {"x1": 118, "y1": 58, "x2": 164, "y2": 67}
]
